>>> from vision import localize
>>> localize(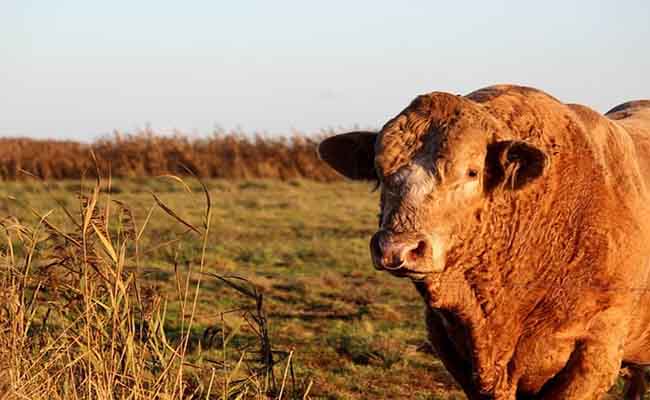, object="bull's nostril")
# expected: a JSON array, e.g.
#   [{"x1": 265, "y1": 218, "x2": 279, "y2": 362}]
[{"x1": 407, "y1": 240, "x2": 428, "y2": 262}]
